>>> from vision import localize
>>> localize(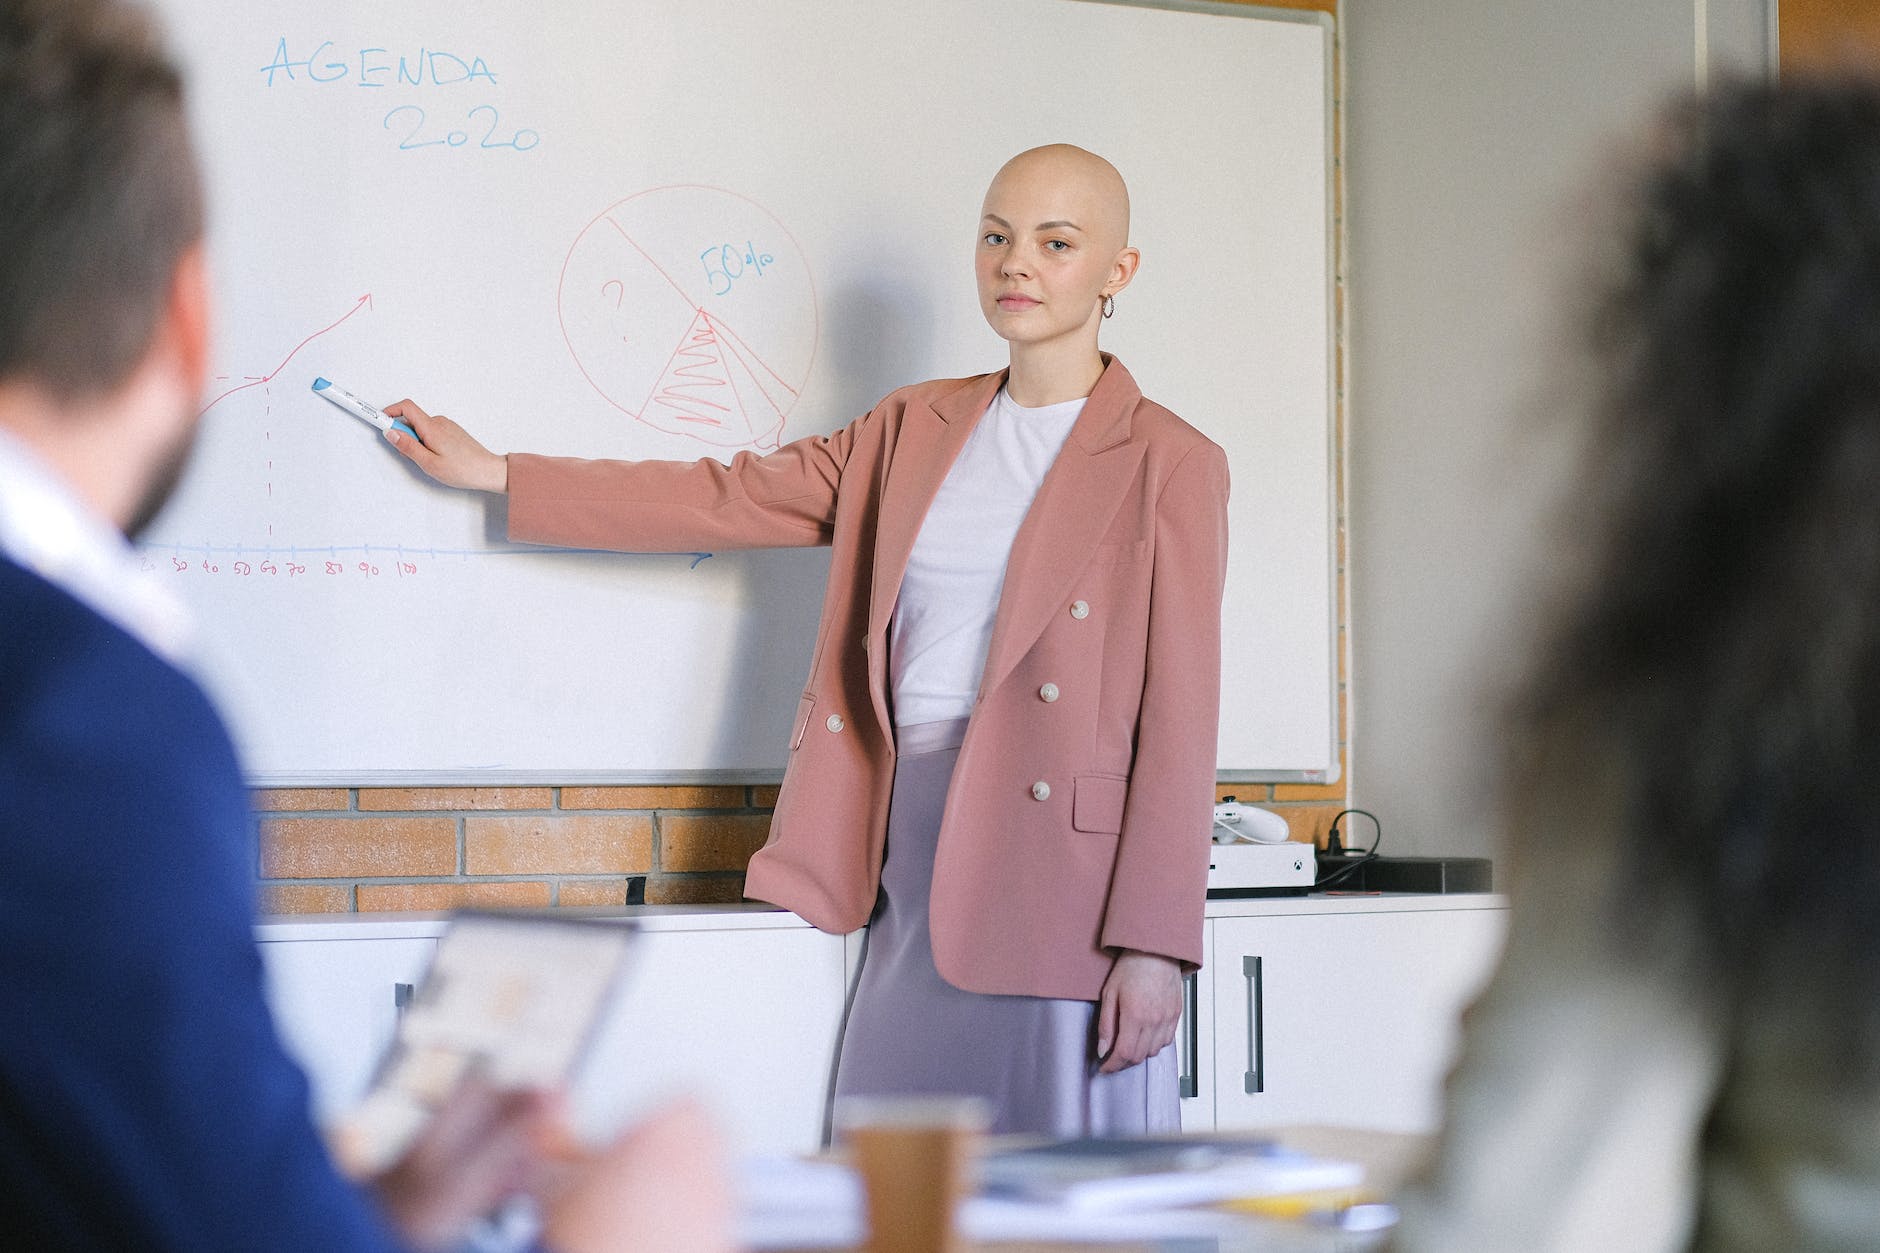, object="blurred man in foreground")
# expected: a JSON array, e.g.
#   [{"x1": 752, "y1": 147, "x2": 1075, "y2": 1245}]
[{"x1": 0, "y1": 2, "x2": 727, "y2": 1248}]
